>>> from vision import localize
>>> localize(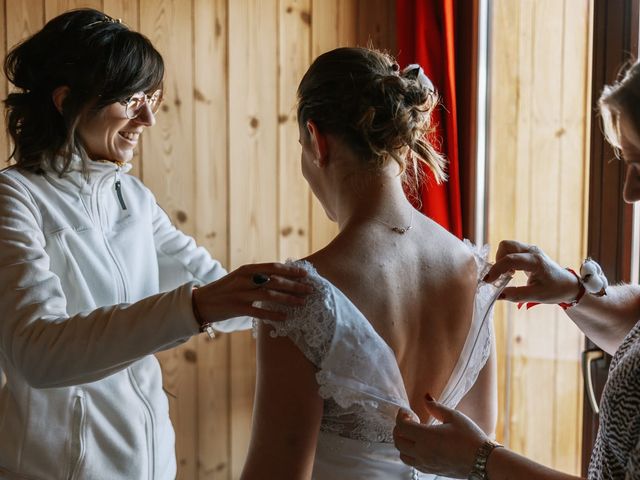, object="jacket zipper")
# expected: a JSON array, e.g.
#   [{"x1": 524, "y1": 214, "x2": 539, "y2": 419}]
[
  {"x1": 96, "y1": 171, "x2": 129, "y2": 302},
  {"x1": 114, "y1": 167, "x2": 127, "y2": 210},
  {"x1": 68, "y1": 393, "x2": 86, "y2": 480}
]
